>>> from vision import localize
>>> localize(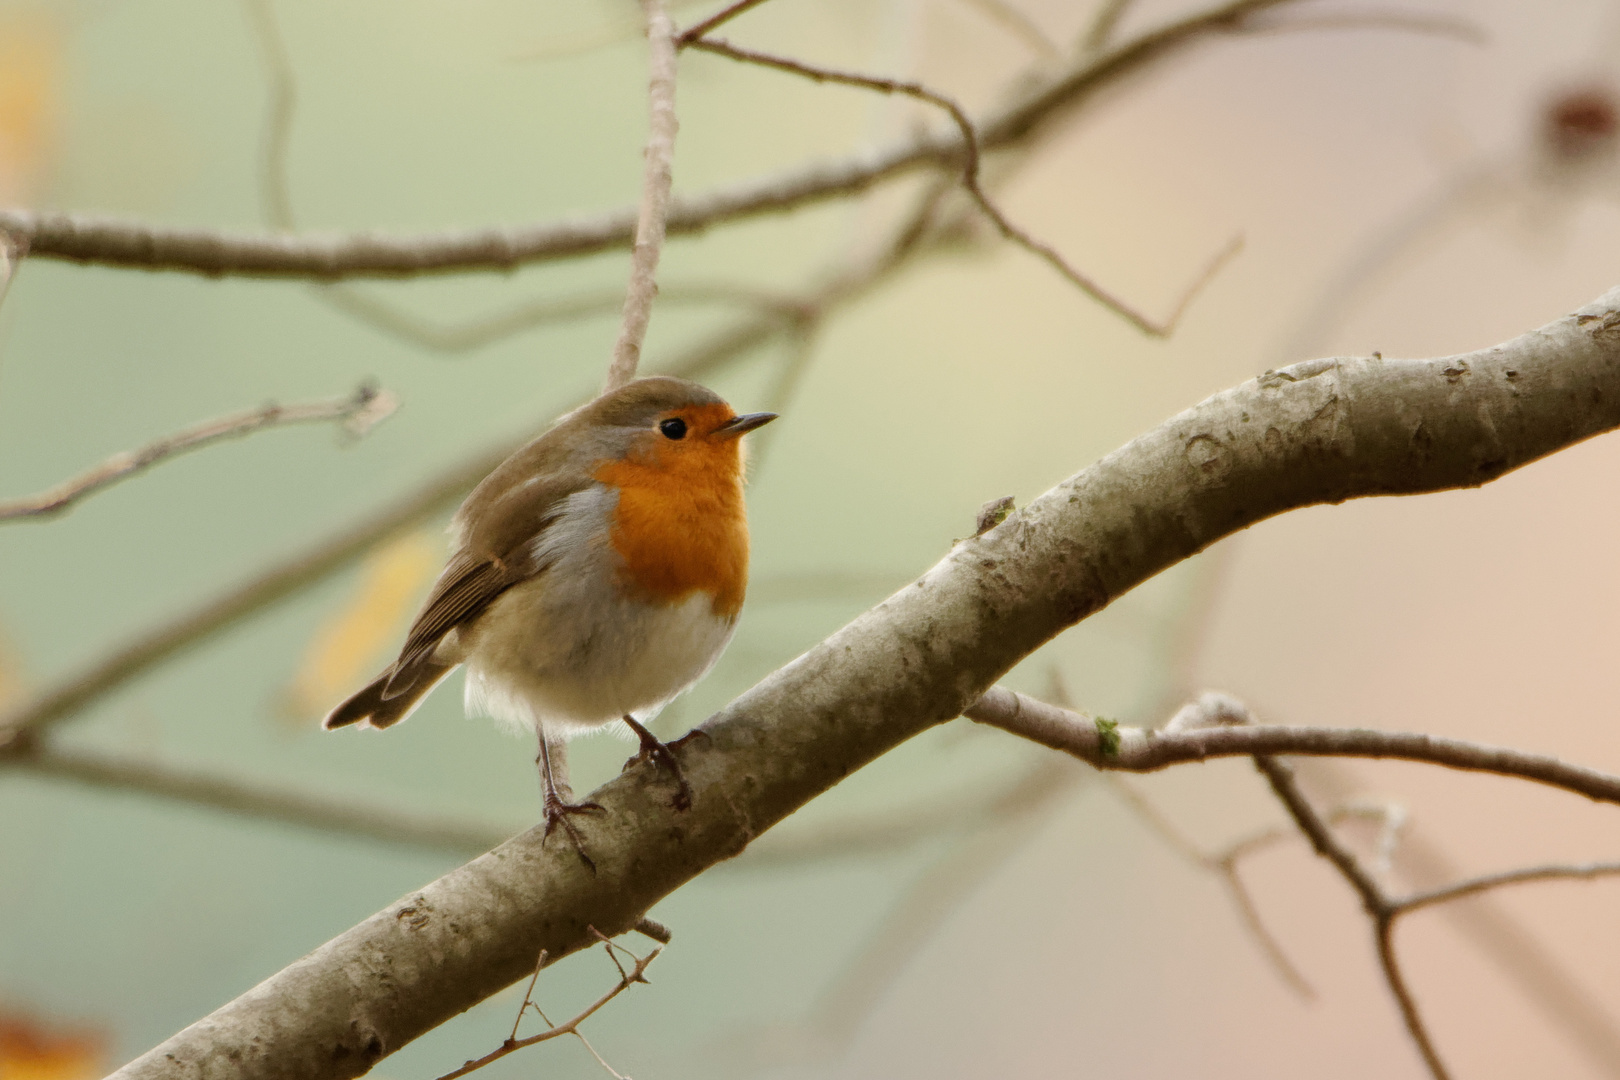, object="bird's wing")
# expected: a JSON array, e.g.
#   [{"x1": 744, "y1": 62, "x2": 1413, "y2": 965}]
[{"x1": 380, "y1": 473, "x2": 593, "y2": 699}]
